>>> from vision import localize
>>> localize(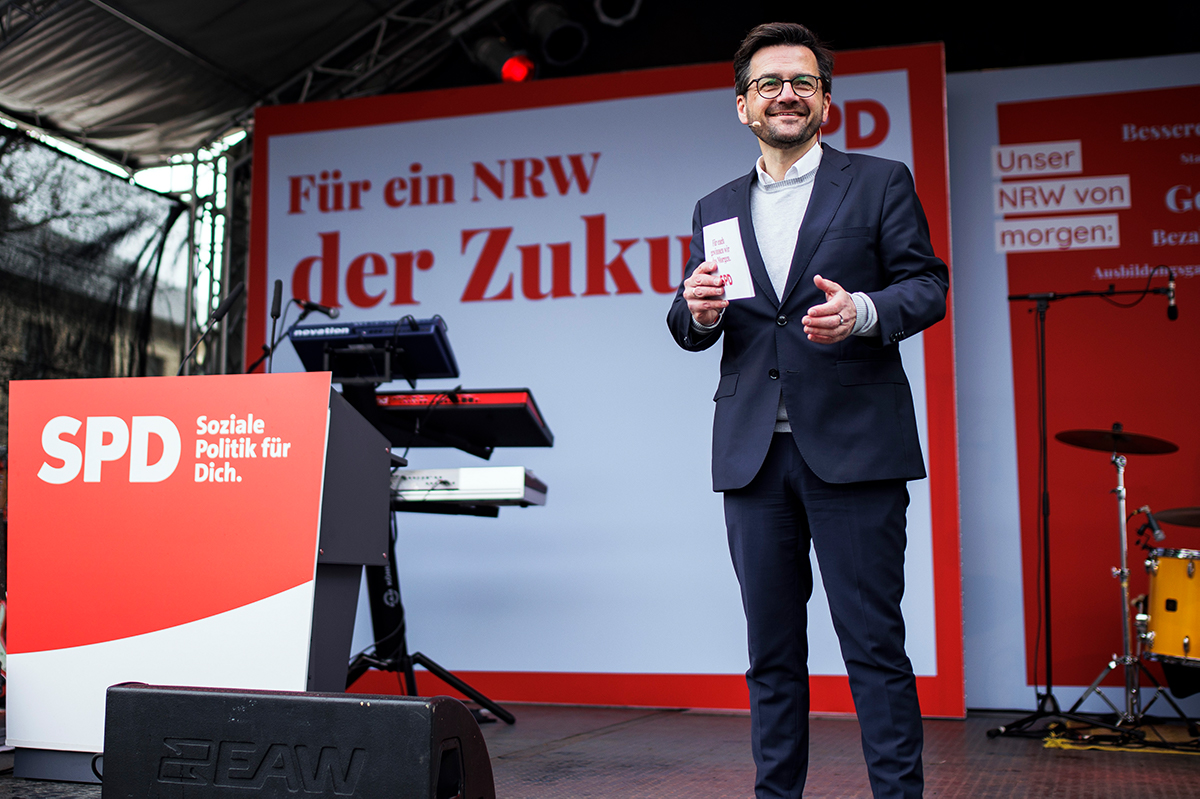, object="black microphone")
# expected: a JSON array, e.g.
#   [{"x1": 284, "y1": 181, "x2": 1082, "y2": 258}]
[
  {"x1": 177, "y1": 282, "x2": 246, "y2": 376},
  {"x1": 1138, "y1": 505, "x2": 1166, "y2": 542},
  {"x1": 267, "y1": 280, "x2": 283, "y2": 374},
  {"x1": 213, "y1": 281, "x2": 246, "y2": 323},
  {"x1": 294, "y1": 298, "x2": 340, "y2": 319},
  {"x1": 1167, "y1": 269, "x2": 1177, "y2": 321}
]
